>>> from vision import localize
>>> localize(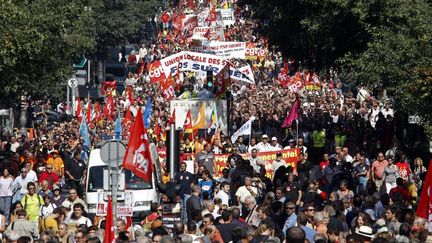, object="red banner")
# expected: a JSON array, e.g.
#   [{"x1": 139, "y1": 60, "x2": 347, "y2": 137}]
[{"x1": 183, "y1": 148, "x2": 299, "y2": 178}]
